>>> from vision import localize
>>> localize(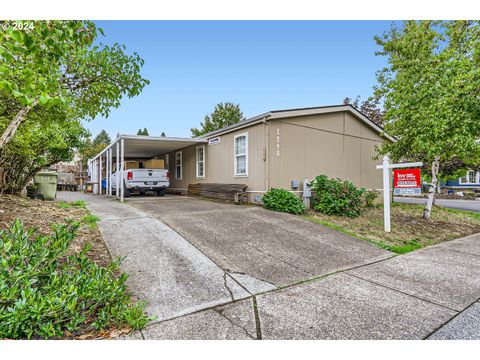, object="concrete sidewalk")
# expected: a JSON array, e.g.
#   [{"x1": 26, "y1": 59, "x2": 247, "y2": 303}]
[
  {"x1": 58, "y1": 192, "x2": 251, "y2": 323},
  {"x1": 140, "y1": 232, "x2": 480, "y2": 340},
  {"x1": 58, "y1": 192, "x2": 480, "y2": 339}
]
